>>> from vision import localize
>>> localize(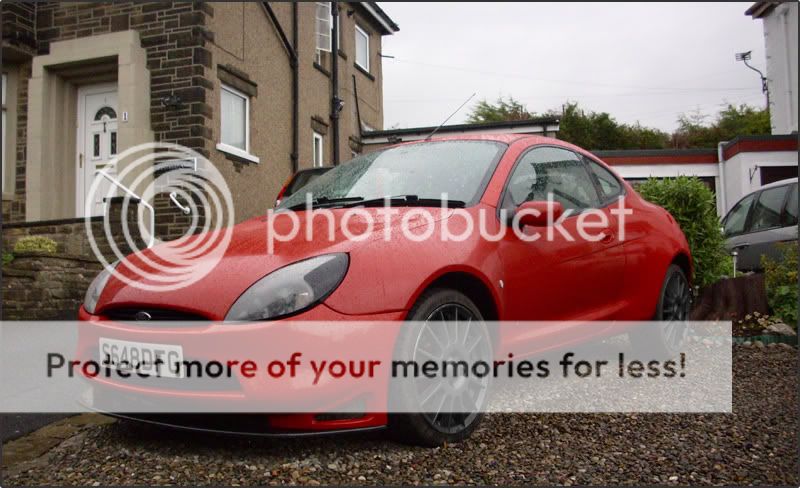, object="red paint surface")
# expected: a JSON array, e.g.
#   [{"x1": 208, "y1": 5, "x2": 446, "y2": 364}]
[{"x1": 80, "y1": 134, "x2": 691, "y2": 433}]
